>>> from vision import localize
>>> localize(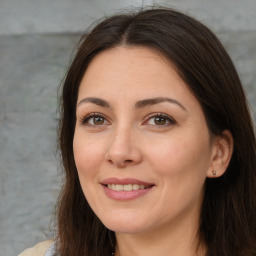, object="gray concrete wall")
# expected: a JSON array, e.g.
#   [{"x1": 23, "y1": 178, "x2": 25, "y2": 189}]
[{"x1": 0, "y1": 1, "x2": 255, "y2": 255}]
